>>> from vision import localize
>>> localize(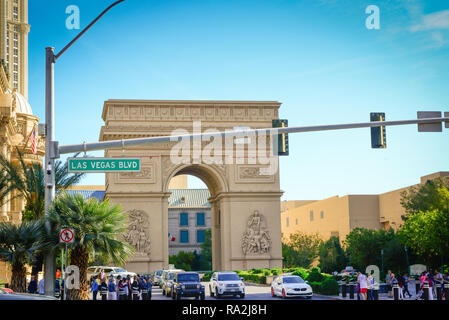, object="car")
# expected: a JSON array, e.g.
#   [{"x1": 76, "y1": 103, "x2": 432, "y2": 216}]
[
  {"x1": 153, "y1": 270, "x2": 163, "y2": 286},
  {"x1": 87, "y1": 266, "x2": 137, "y2": 282},
  {"x1": 0, "y1": 288, "x2": 58, "y2": 300},
  {"x1": 271, "y1": 275, "x2": 313, "y2": 299},
  {"x1": 161, "y1": 269, "x2": 184, "y2": 296},
  {"x1": 171, "y1": 272, "x2": 205, "y2": 300},
  {"x1": 337, "y1": 267, "x2": 359, "y2": 278},
  {"x1": 209, "y1": 272, "x2": 245, "y2": 298}
]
